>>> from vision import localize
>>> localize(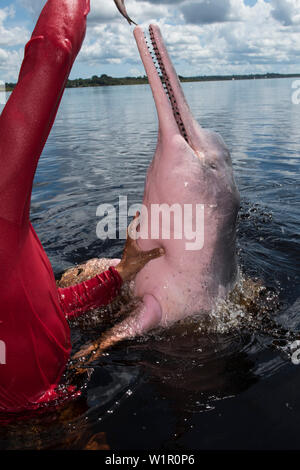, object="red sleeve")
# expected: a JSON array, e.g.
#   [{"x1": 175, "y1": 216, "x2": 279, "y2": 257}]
[
  {"x1": 58, "y1": 266, "x2": 123, "y2": 320},
  {"x1": 0, "y1": 0, "x2": 90, "y2": 228}
]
